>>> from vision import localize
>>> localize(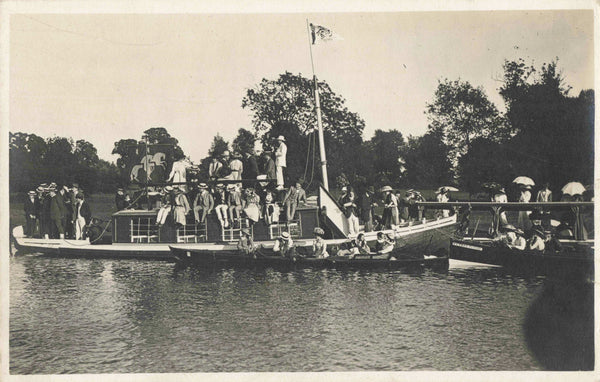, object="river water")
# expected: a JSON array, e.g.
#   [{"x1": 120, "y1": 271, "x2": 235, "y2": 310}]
[{"x1": 9, "y1": 255, "x2": 593, "y2": 374}]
